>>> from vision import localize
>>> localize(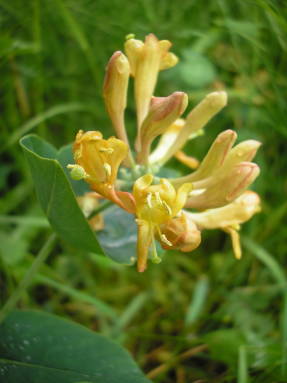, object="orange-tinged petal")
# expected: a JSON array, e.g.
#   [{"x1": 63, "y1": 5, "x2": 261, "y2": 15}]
[
  {"x1": 103, "y1": 51, "x2": 131, "y2": 149},
  {"x1": 136, "y1": 92, "x2": 188, "y2": 164}
]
